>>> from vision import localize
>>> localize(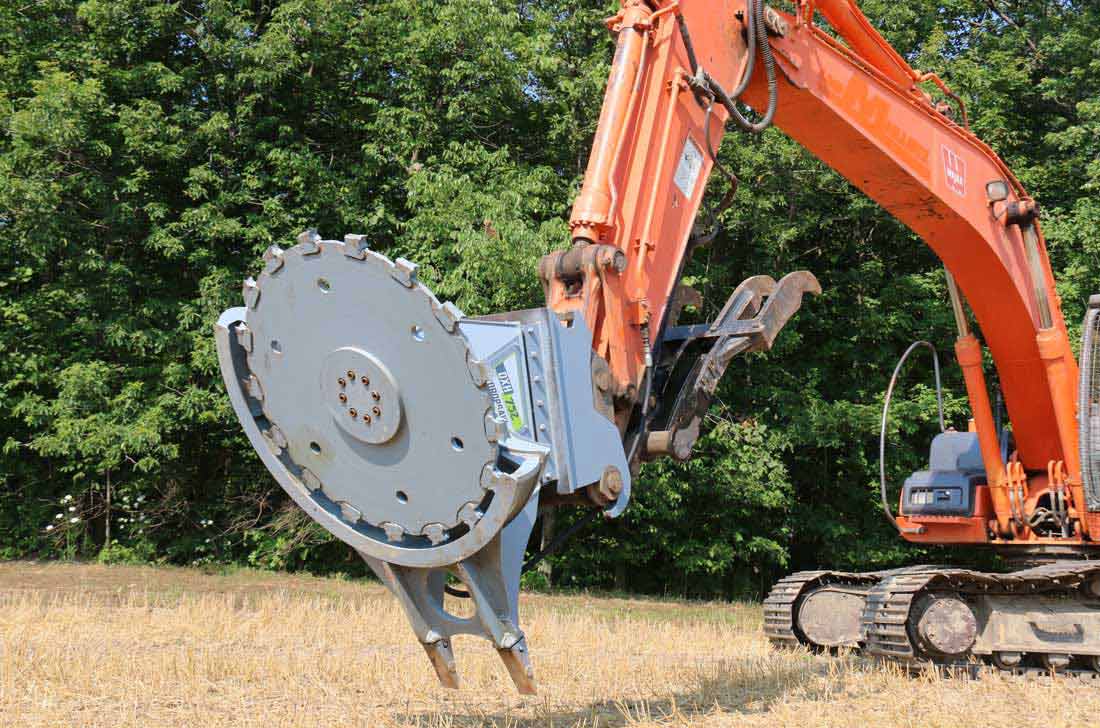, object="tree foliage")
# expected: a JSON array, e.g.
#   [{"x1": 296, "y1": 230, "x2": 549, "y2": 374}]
[{"x1": 1, "y1": 0, "x2": 1097, "y2": 596}]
